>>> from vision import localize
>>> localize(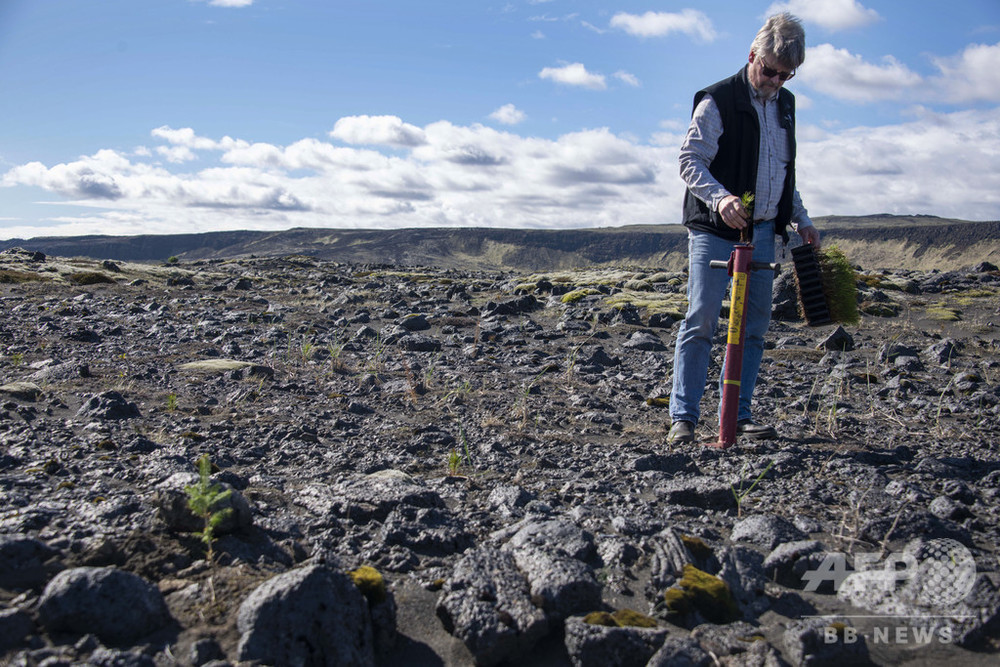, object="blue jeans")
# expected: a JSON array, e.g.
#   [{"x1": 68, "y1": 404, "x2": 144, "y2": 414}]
[{"x1": 670, "y1": 222, "x2": 776, "y2": 425}]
